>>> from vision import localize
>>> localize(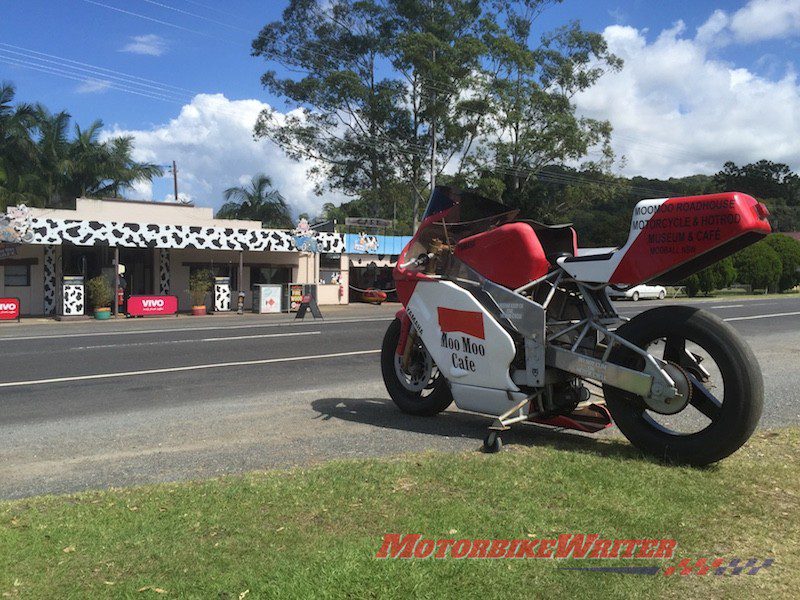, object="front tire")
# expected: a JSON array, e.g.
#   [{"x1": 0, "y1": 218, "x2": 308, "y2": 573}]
[
  {"x1": 381, "y1": 318, "x2": 453, "y2": 416},
  {"x1": 604, "y1": 306, "x2": 763, "y2": 465}
]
